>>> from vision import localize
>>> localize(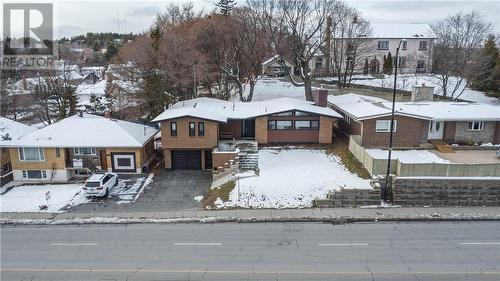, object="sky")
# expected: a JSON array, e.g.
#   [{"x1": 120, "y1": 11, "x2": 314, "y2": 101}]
[{"x1": 1, "y1": 0, "x2": 499, "y2": 39}]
